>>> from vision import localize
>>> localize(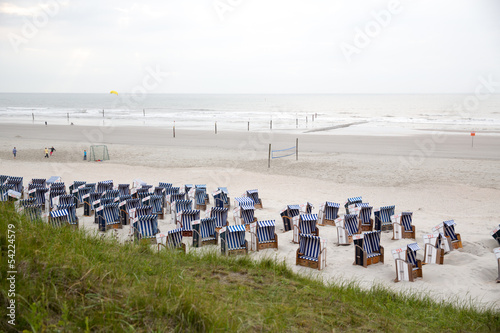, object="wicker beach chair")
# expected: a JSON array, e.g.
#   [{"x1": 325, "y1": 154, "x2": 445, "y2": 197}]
[
  {"x1": 156, "y1": 228, "x2": 186, "y2": 253},
  {"x1": 142, "y1": 195, "x2": 165, "y2": 219},
  {"x1": 344, "y1": 196, "x2": 362, "y2": 214},
  {"x1": 97, "y1": 180, "x2": 113, "y2": 193},
  {"x1": 318, "y1": 201, "x2": 340, "y2": 226},
  {"x1": 374, "y1": 205, "x2": 395, "y2": 232},
  {"x1": 296, "y1": 234, "x2": 327, "y2": 270},
  {"x1": 245, "y1": 189, "x2": 262, "y2": 209},
  {"x1": 209, "y1": 207, "x2": 229, "y2": 231},
  {"x1": 392, "y1": 212, "x2": 415, "y2": 239},
  {"x1": 336, "y1": 214, "x2": 361, "y2": 245},
  {"x1": 292, "y1": 214, "x2": 319, "y2": 244},
  {"x1": 353, "y1": 231, "x2": 384, "y2": 267},
  {"x1": 233, "y1": 197, "x2": 256, "y2": 229},
  {"x1": 212, "y1": 187, "x2": 230, "y2": 209},
  {"x1": 392, "y1": 243, "x2": 423, "y2": 282},
  {"x1": 176, "y1": 209, "x2": 200, "y2": 237},
  {"x1": 422, "y1": 233, "x2": 446, "y2": 265},
  {"x1": 250, "y1": 220, "x2": 278, "y2": 251},
  {"x1": 133, "y1": 214, "x2": 159, "y2": 244},
  {"x1": 280, "y1": 204, "x2": 301, "y2": 232},
  {"x1": 220, "y1": 225, "x2": 248, "y2": 256},
  {"x1": 192, "y1": 217, "x2": 219, "y2": 247},
  {"x1": 432, "y1": 220, "x2": 462, "y2": 250}
]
